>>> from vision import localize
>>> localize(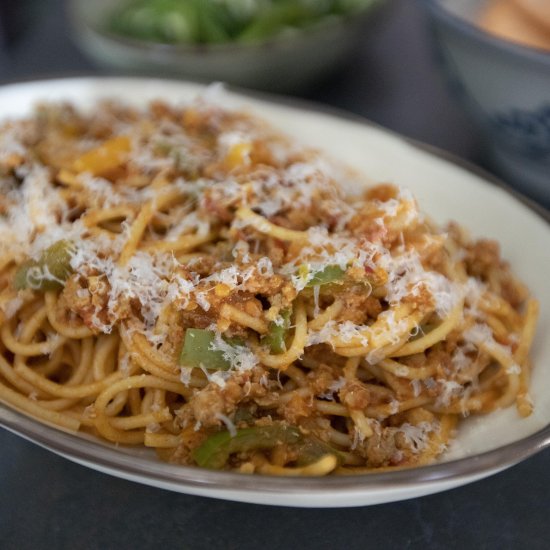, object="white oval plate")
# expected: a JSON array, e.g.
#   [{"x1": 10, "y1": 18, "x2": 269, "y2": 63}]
[{"x1": 0, "y1": 77, "x2": 549, "y2": 507}]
